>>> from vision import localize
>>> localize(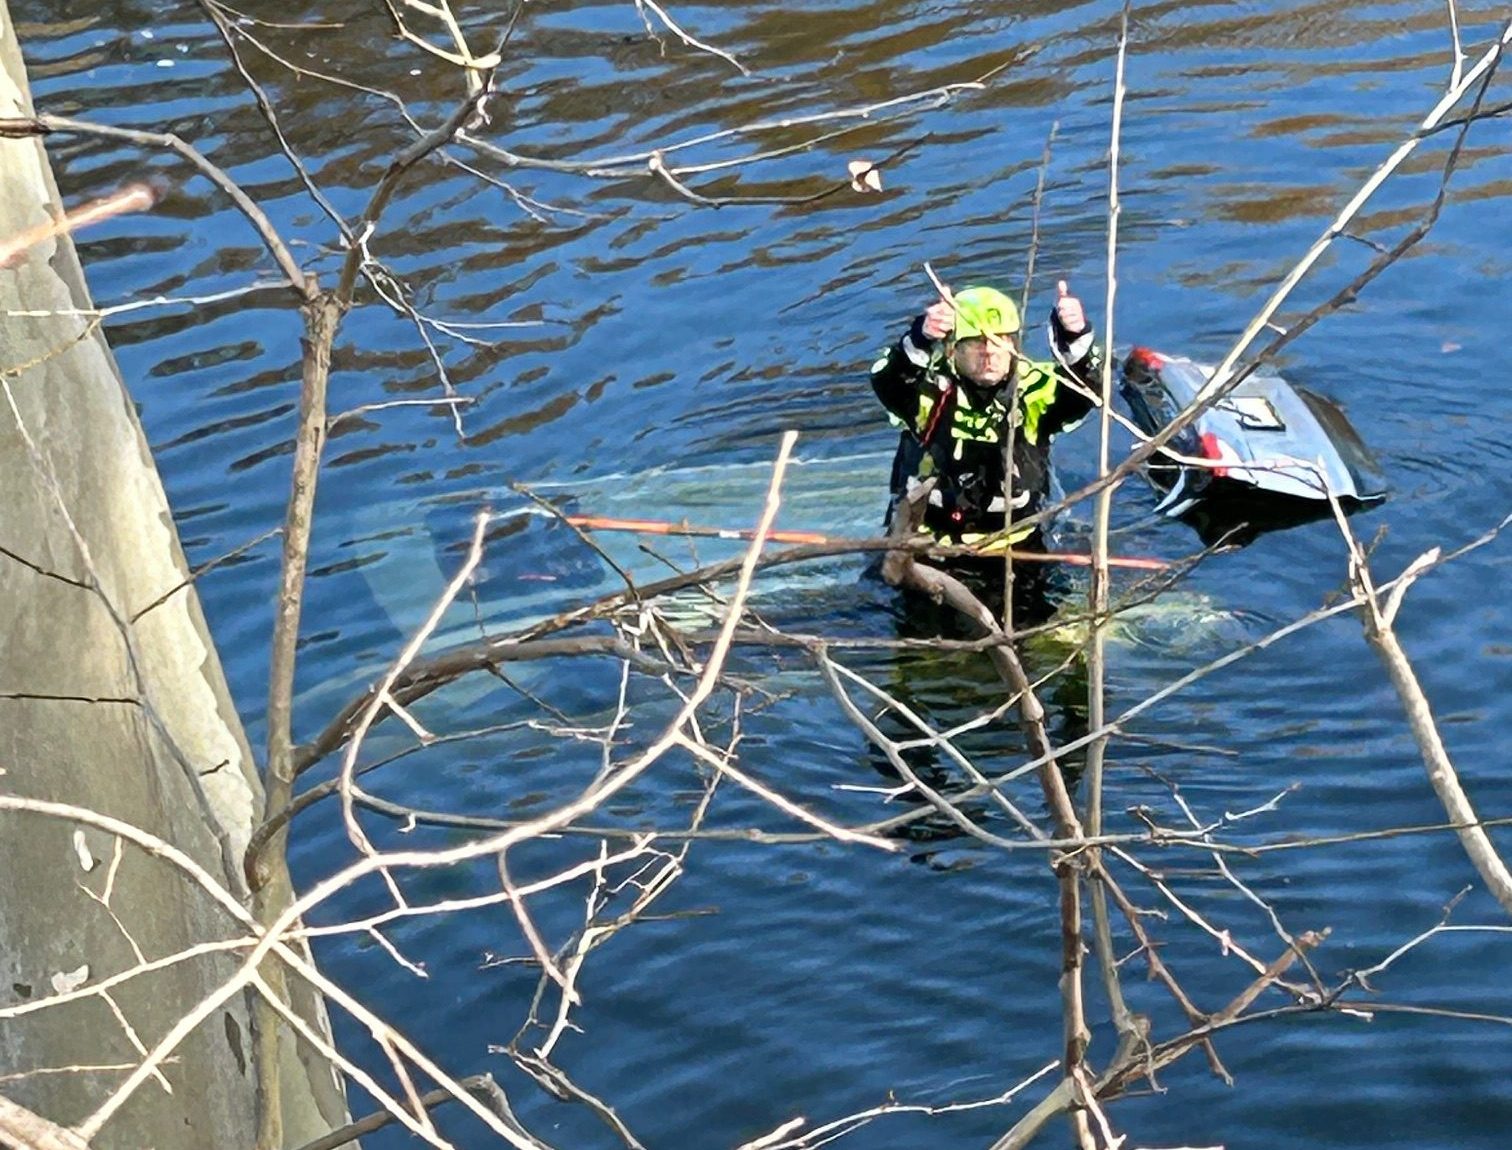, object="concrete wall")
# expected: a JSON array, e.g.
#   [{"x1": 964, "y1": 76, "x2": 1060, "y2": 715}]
[{"x1": 0, "y1": 6, "x2": 349, "y2": 1147}]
